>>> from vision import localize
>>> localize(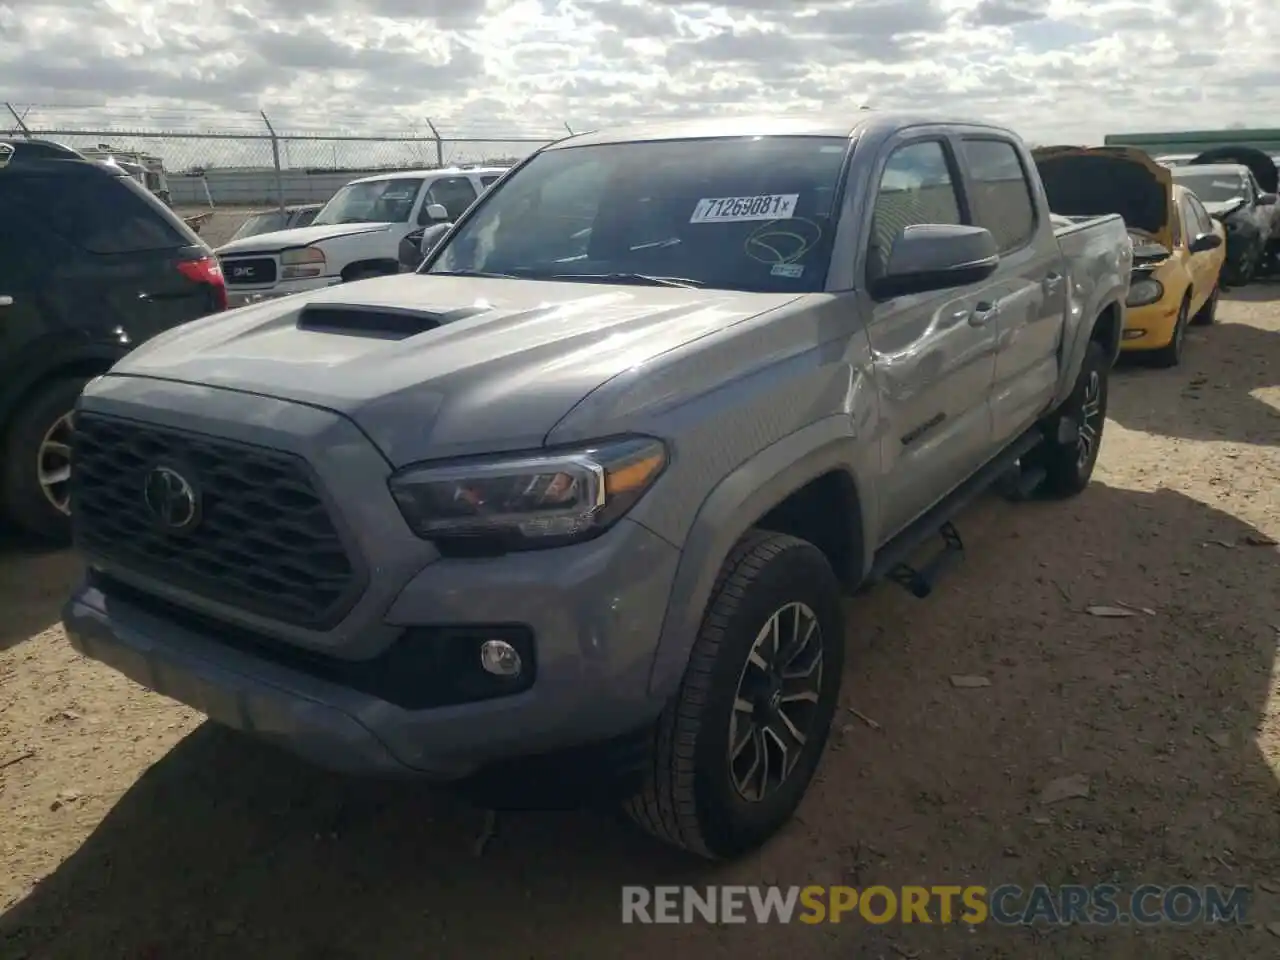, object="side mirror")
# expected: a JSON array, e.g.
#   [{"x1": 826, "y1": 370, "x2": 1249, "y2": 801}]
[
  {"x1": 869, "y1": 224, "x2": 1000, "y2": 300},
  {"x1": 1189, "y1": 232, "x2": 1223, "y2": 254},
  {"x1": 418, "y1": 223, "x2": 451, "y2": 258},
  {"x1": 1258, "y1": 192, "x2": 1277, "y2": 206},
  {"x1": 416, "y1": 201, "x2": 450, "y2": 225}
]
